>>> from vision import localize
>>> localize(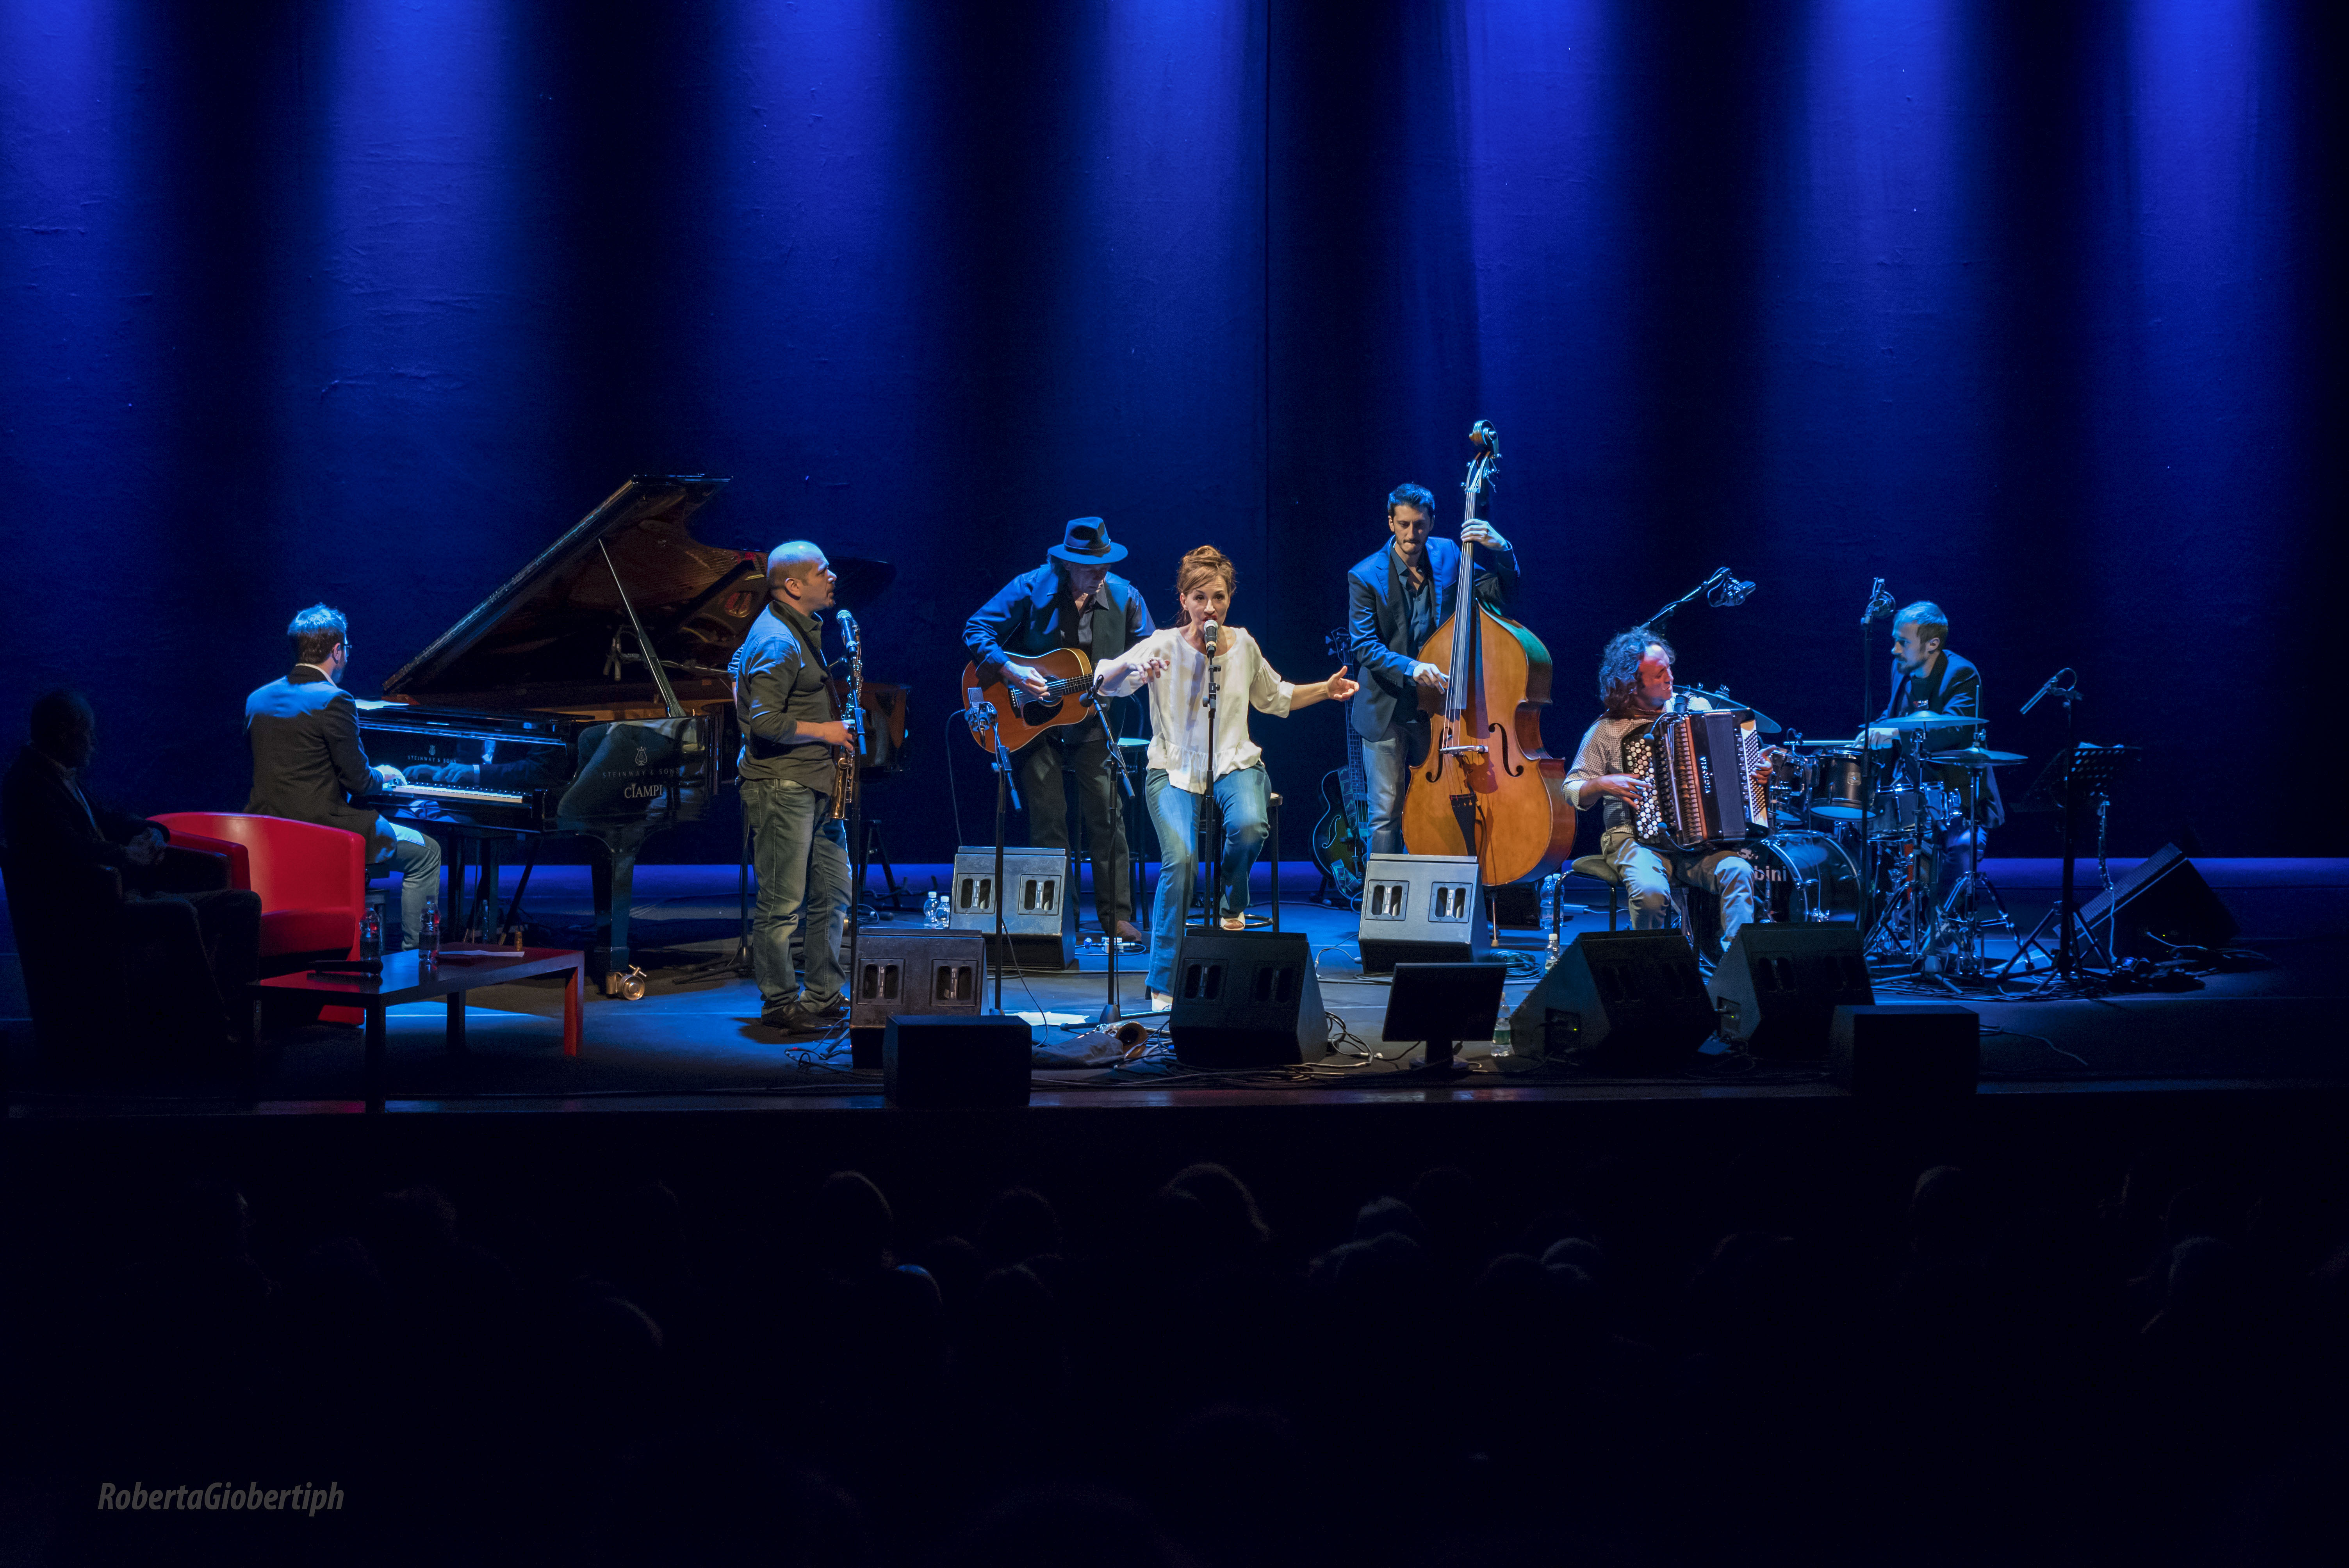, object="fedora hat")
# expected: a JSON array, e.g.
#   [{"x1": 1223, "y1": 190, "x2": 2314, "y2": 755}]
[{"x1": 1048, "y1": 517, "x2": 1128, "y2": 565}]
